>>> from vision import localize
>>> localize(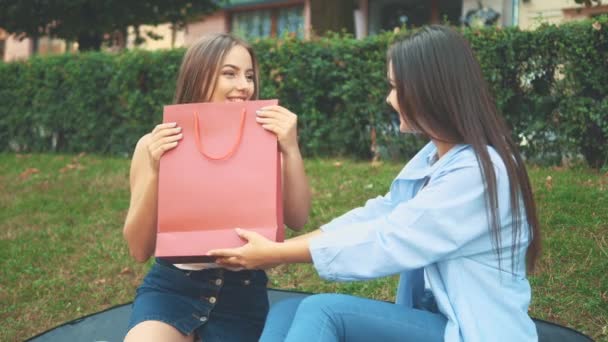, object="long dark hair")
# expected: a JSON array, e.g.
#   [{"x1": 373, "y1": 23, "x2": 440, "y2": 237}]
[
  {"x1": 173, "y1": 33, "x2": 260, "y2": 104},
  {"x1": 388, "y1": 25, "x2": 540, "y2": 272}
]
